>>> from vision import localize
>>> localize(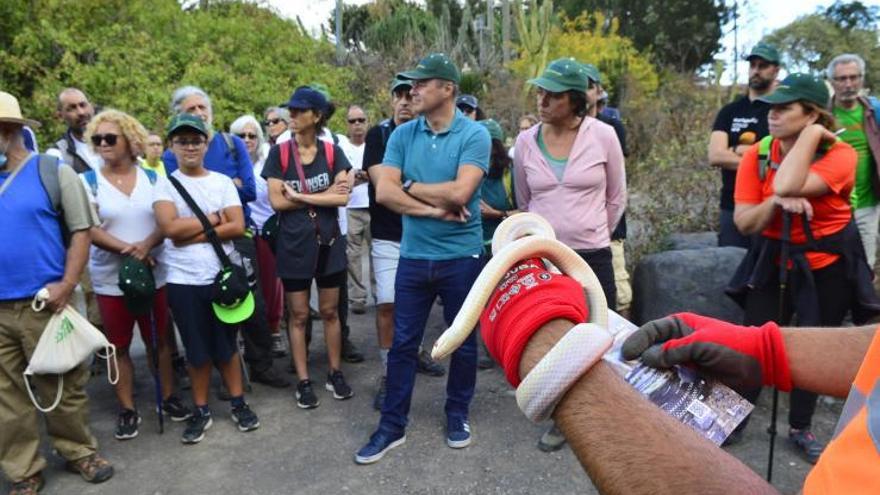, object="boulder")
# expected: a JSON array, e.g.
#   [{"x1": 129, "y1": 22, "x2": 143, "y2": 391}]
[
  {"x1": 631, "y1": 246, "x2": 747, "y2": 325},
  {"x1": 665, "y1": 231, "x2": 718, "y2": 251}
]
